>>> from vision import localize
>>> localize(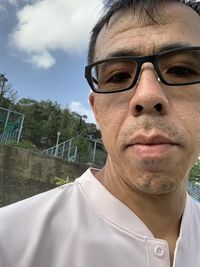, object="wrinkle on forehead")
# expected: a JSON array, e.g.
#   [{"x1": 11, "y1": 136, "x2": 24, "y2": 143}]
[
  {"x1": 99, "y1": 9, "x2": 156, "y2": 43},
  {"x1": 95, "y1": 2, "x2": 200, "y2": 60}
]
